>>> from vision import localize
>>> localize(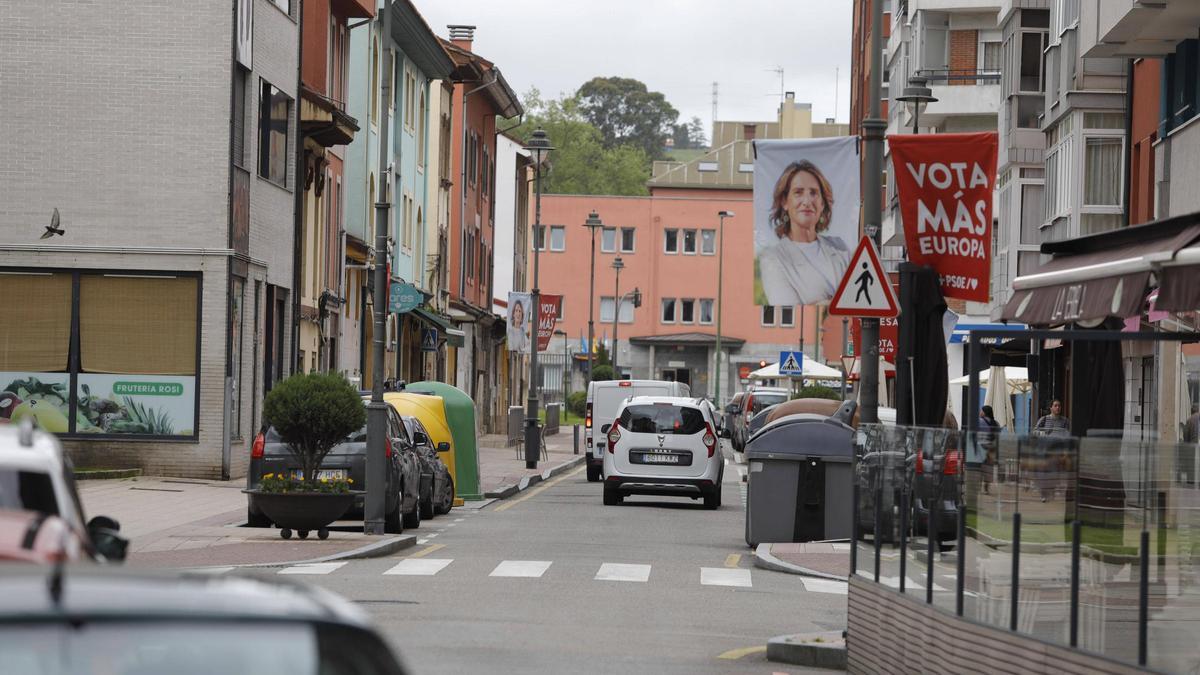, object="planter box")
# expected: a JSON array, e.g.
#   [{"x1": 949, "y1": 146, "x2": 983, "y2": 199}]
[{"x1": 243, "y1": 489, "x2": 362, "y2": 539}]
